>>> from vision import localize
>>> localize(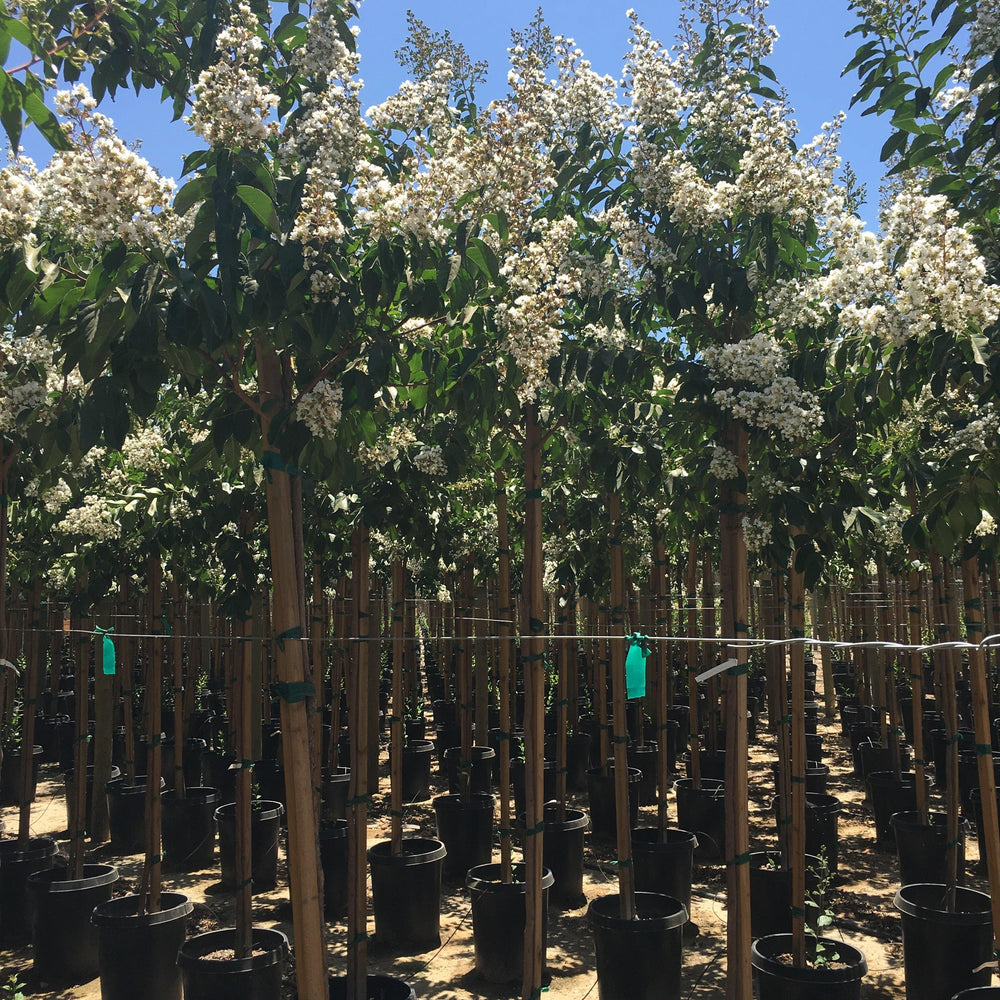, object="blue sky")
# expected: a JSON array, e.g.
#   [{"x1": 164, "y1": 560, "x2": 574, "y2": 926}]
[{"x1": 19, "y1": 1, "x2": 892, "y2": 225}]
